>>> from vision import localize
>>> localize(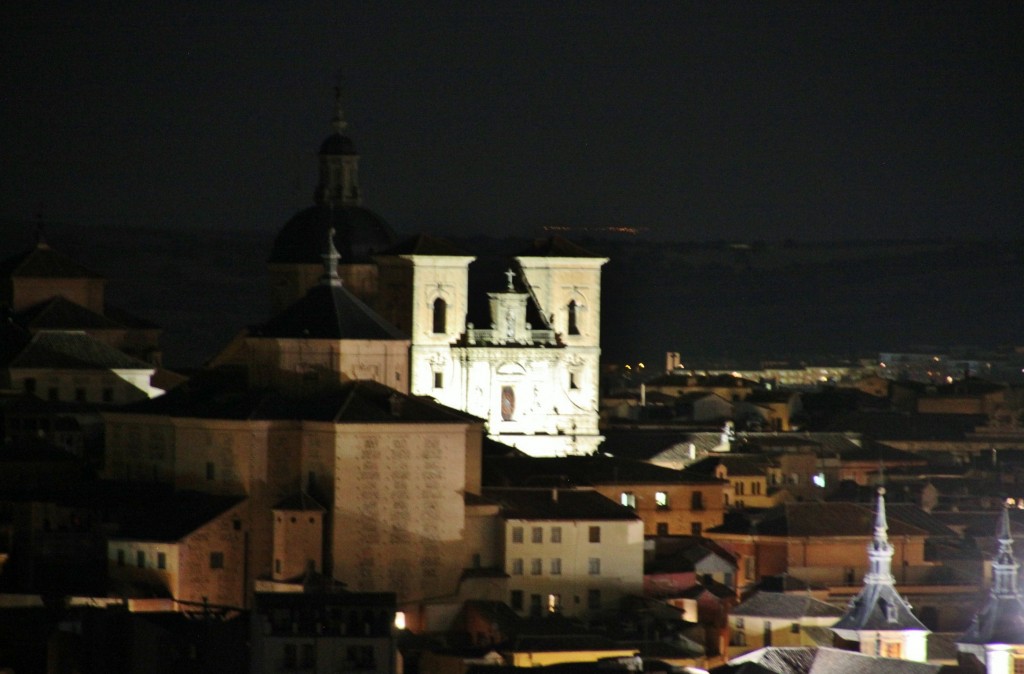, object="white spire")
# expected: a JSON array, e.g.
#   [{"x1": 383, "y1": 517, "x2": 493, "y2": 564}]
[
  {"x1": 992, "y1": 501, "x2": 1019, "y2": 598},
  {"x1": 866, "y1": 487, "x2": 895, "y2": 584}
]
